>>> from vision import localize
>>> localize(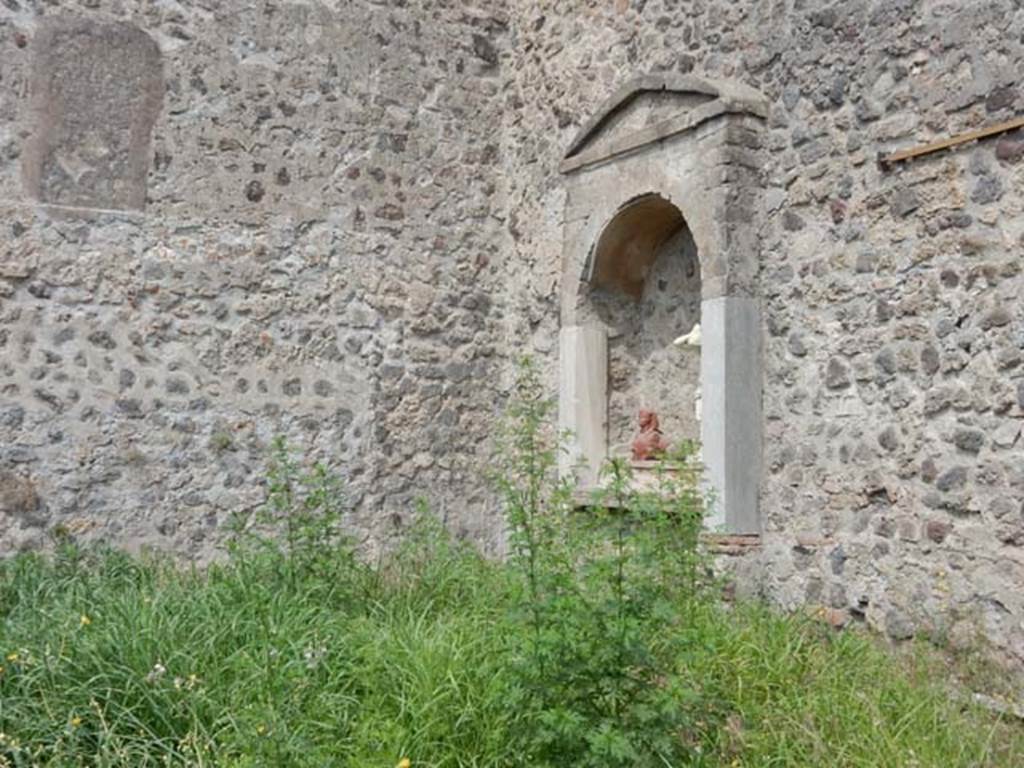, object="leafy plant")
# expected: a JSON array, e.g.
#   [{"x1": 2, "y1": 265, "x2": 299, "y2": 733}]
[
  {"x1": 228, "y1": 436, "x2": 356, "y2": 588},
  {"x1": 496, "y1": 357, "x2": 713, "y2": 767}
]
